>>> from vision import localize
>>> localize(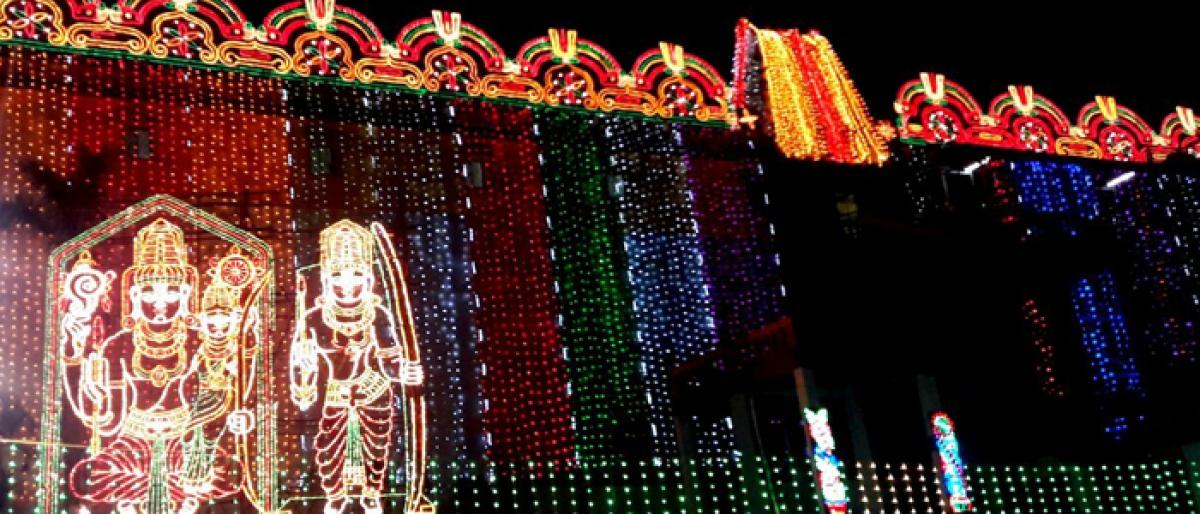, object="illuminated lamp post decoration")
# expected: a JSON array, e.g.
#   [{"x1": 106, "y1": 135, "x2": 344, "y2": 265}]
[
  {"x1": 40, "y1": 195, "x2": 276, "y2": 514},
  {"x1": 930, "y1": 411, "x2": 972, "y2": 513},
  {"x1": 803, "y1": 408, "x2": 848, "y2": 514},
  {"x1": 289, "y1": 220, "x2": 433, "y2": 514}
]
